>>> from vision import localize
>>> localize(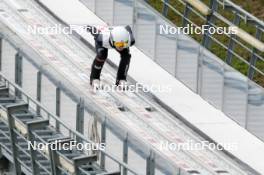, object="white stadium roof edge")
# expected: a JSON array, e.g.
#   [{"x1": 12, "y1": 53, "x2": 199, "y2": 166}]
[{"x1": 39, "y1": 0, "x2": 264, "y2": 174}]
